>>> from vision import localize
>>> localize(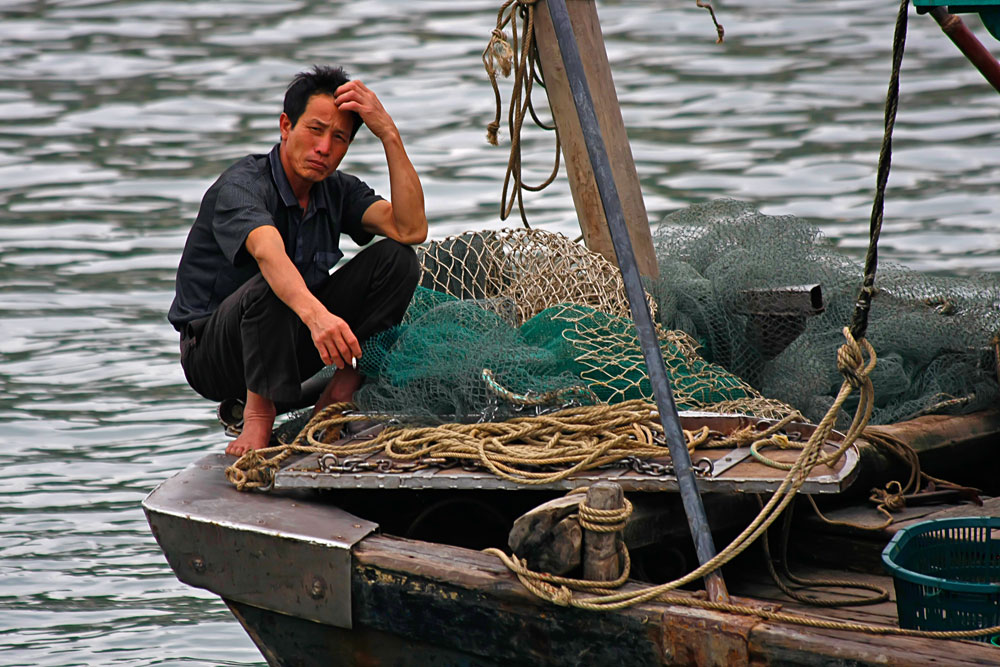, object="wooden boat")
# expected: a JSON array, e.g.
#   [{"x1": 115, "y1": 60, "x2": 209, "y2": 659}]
[
  {"x1": 143, "y1": 408, "x2": 1000, "y2": 666},
  {"x1": 144, "y1": 2, "x2": 1000, "y2": 663}
]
